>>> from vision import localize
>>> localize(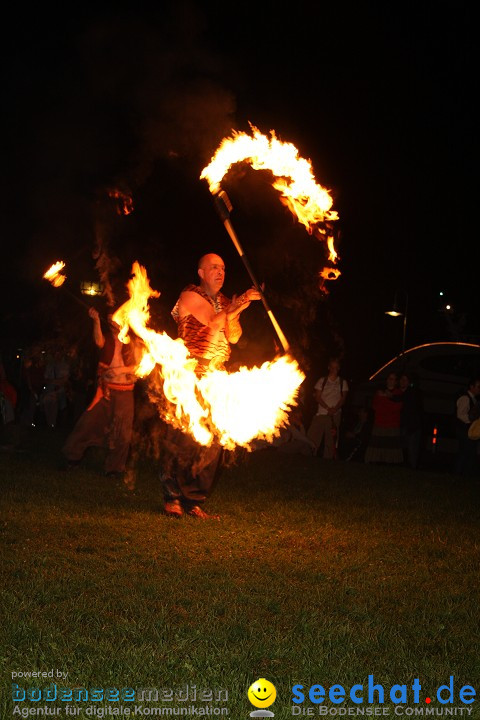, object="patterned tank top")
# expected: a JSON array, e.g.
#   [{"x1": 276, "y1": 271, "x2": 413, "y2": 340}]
[{"x1": 171, "y1": 284, "x2": 231, "y2": 370}]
